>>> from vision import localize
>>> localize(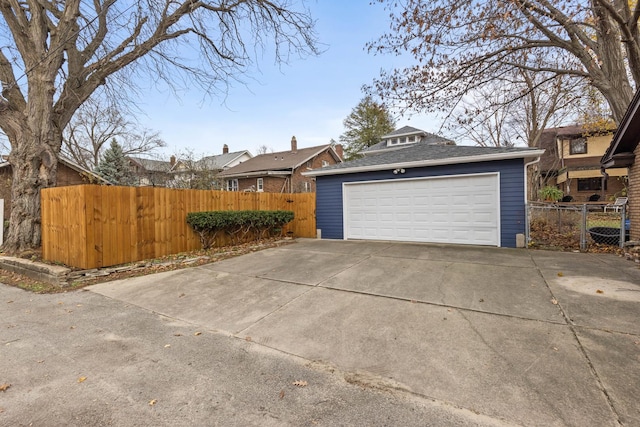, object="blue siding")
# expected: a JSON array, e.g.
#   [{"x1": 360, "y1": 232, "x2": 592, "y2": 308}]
[{"x1": 315, "y1": 159, "x2": 526, "y2": 247}]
